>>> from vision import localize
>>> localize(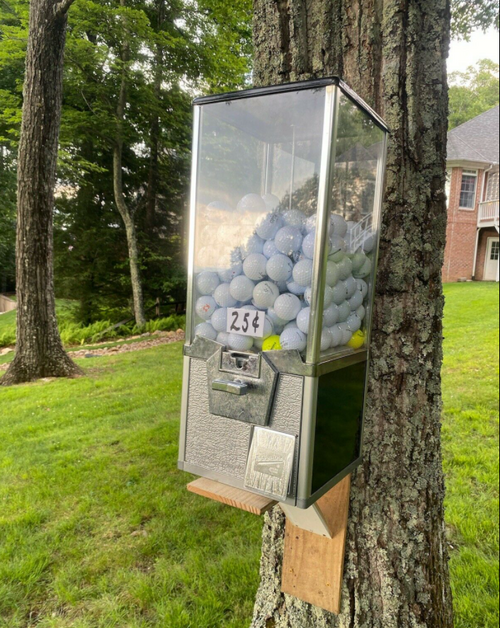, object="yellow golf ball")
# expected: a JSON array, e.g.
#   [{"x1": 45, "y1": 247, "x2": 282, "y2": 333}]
[
  {"x1": 347, "y1": 330, "x2": 366, "y2": 350},
  {"x1": 263, "y1": 335, "x2": 282, "y2": 351}
]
